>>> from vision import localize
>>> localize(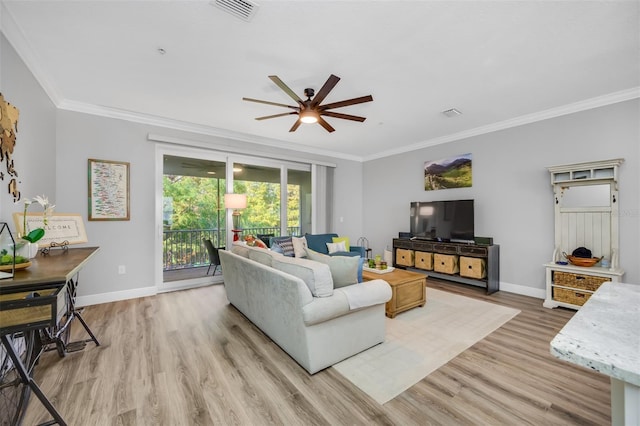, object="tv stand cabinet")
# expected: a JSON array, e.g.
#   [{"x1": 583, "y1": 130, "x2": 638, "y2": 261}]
[{"x1": 392, "y1": 238, "x2": 500, "y2": 294}]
